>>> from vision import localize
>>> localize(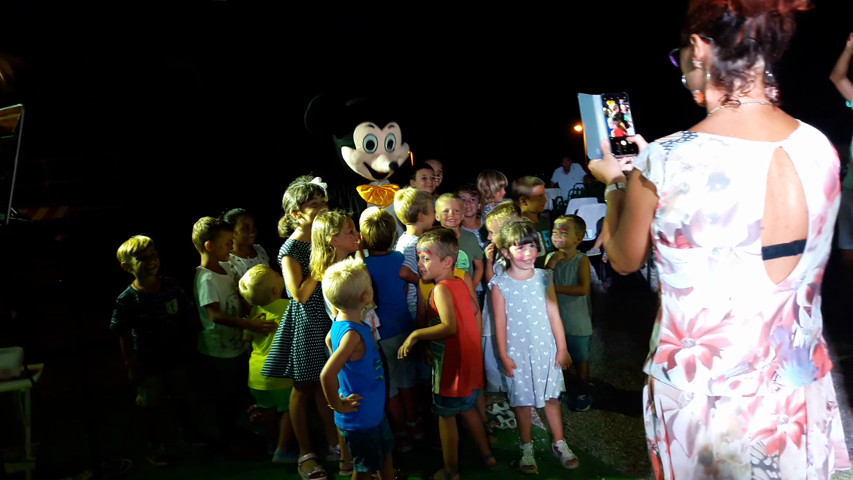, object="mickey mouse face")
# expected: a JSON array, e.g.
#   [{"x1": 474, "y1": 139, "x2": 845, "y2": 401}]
[{"x1": 341, "y1": 121, "x2": 410, "y2": 181}]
